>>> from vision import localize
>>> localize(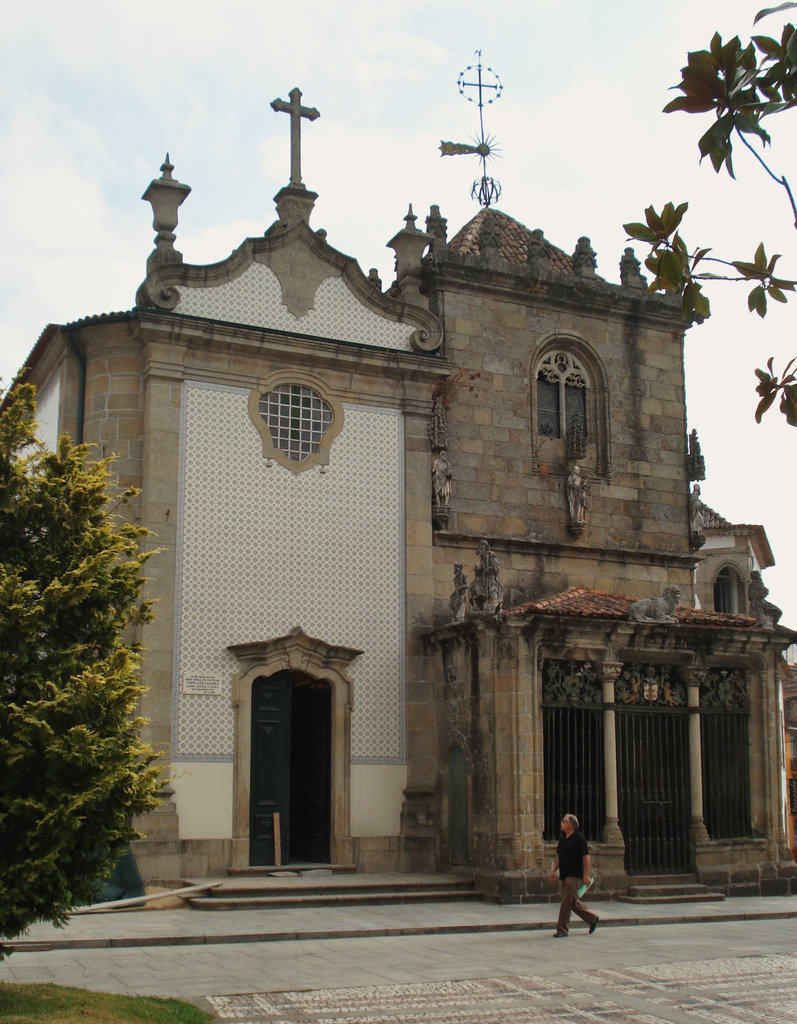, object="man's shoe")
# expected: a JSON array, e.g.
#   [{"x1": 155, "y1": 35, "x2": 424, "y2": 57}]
[
  {"x1": 589, "y1": 918, "x2": 599, "y2": 935},
  {"x1": 552, "y1": 930, "x2": 567, "y2": 938}
]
